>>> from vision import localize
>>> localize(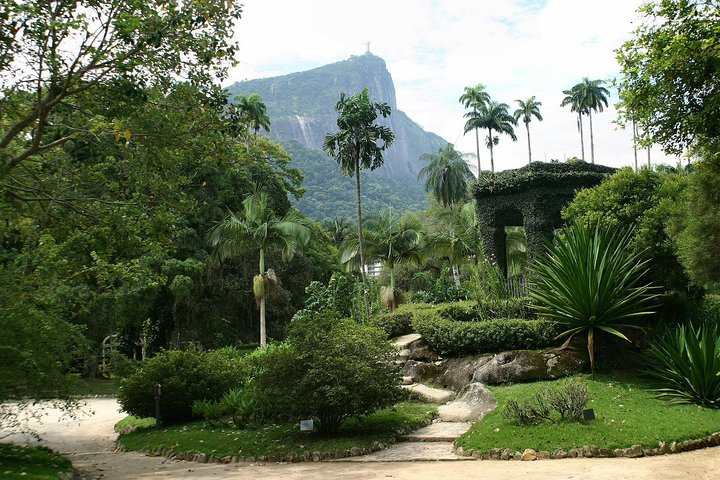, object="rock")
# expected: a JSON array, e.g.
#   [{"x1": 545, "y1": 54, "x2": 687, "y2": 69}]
[
  {"x1": 553, "y1": 449, "x2": 567, "y2": 459},
  {"x1": 613, "y1": 448, "x2": 624, "y2": 457},
  {"x1": 569, "y1": 447, "x2": 582, "y2": 458},
  {"x1": 408, "y1": 339, "x2": 439, "y2": 361},
  {"x1": 520, "y1": 448, "x2": 537, "y2": 461},
  {"x1": 500, "y1": 448, "x2": 512, "y2": 460},
  {"x1": 625, "y1": 444, "x2": 644, "y2": 458},
  {"x1": 401, "y1": 375, "x2": 414, "y2": 385},
  {"x1": 350, "y1": 446, "x2": 363, "y2": 456},
  {"x1": 438, "y1": 382, "x2": 496, "y2": 422},
  {"x1": 401, "y1": 360, "x2": 443, "y2": 384},
  {"x1": 439, "y1": 355, "x2": 493, "y2": 390},
  {"x1": 312, "y1": 452, "x2": 321, "y2": 462},
  {"x1": 221, "y1": 456, "x2": 232, "y2": 463},
  {"x1": 598, "y1": 448, "x2": 613, "y2": 458},
  {"x1": 402, "y1": 383, "x2": 455, "y2": 403},
  {"x1": 545, "y1": 350, "x2": 588, "y2": 378},
  {"x1": 472, "y1": 350, "x2": 547, "y2": 384},
  {"x1": 398, "y1": 348, "x2": 411, "y2": 359},
  {"x1": 488, "y1": 448, "x2": 502, "y2": 460},
  {"x1": 537, "y1": 451, "x2": 551, "y2": 459},
  {"x1": 393, "y1": 333, "x2": 422, "y2": 349},
  {"x1": 513, "y1": 451, "x2": 522, "y2": 460},
  {"x1": 196, "y1": 453, "x2": 207, "y2": 463}
]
